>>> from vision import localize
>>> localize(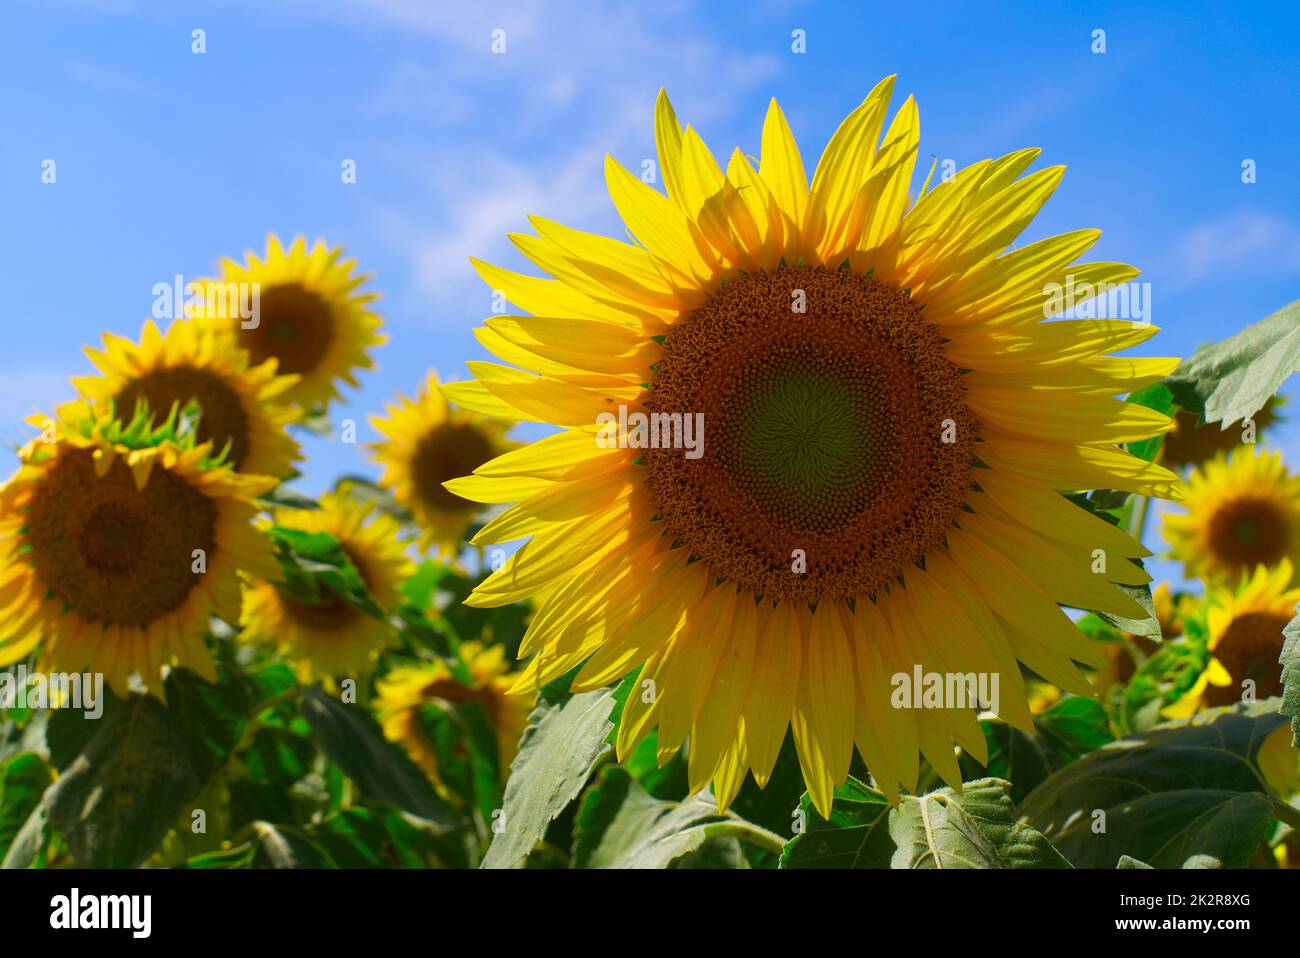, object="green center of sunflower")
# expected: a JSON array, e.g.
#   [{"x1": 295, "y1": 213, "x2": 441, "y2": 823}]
[
  {"x1": 644, "y1": 264, "x2": 978, "y2": 604},
  {"x1": 239, "y1": 282, "x2": 334, "y2": 376},
  {"x1": 25, "y1": 449, "x2": 217, "y2": 627},
  {"x1": 1203, "y1": 610, "x2": 1290, "y2": 707},
  {"x1": 413, "y1": 422, "x2": 497, "y2": 512},
  {"x1": 114, "y1": 366, "x2": 251, "y2": 468},
  {"x1": 1208, "y1": 497, "x2": 1288, "y2": 573}
]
